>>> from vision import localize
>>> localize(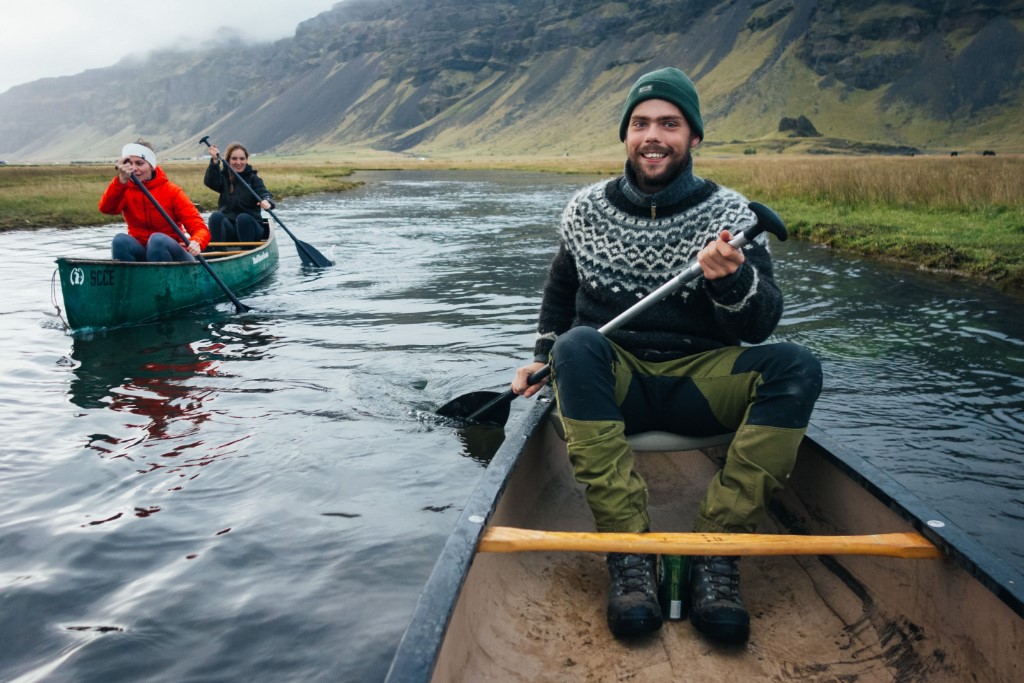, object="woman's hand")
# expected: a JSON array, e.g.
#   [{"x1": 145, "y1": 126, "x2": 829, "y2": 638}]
[
  {"x1": 208, "y1": 145, "x2": 220, "y2": 163},
  {"x1": 512, "y1": 361, "x2": 549, "y2": 398},
  {"x1": 116, "y1": 159, "x2": 132, "y2": 184},
  {"x1": 187, "y1": 240, "x2": 201, "y2": 256}
]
